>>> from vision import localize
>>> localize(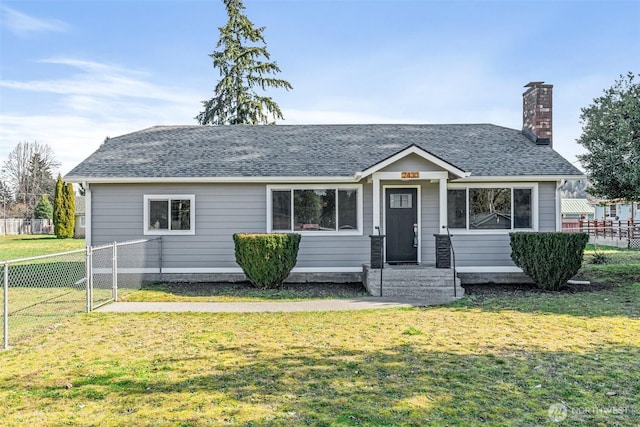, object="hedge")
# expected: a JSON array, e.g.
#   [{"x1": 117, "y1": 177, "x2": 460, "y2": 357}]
[
  {"x1": 510, "y1": 232, "x2": 588, "y2": 291},
  {"x1": 233, "y1": 233, "x2": 301, "y2": 289}
]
